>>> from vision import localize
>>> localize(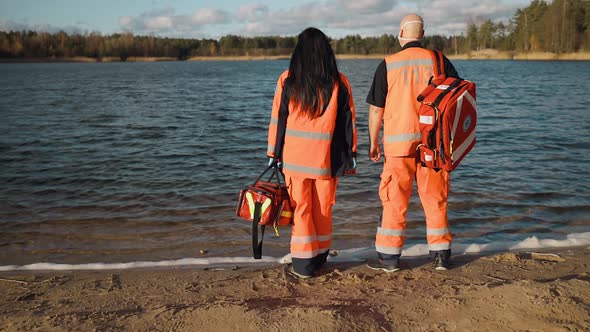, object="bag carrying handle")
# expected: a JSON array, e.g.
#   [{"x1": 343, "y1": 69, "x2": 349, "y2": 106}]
[
  {"x1": 252, "y1": 163, "x2": 284, "y2": 187},
  {"x1": 432, "y1": 77, "x2": 463, "y2": 107}
]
